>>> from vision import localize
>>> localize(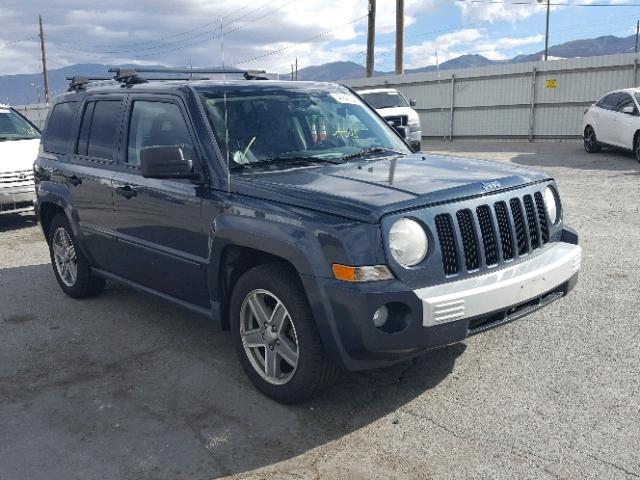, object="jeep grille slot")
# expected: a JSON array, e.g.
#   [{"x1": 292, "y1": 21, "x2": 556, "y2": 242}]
[
  {"x1": 435, "y1": 214, "x2": 459, "y2": 276},
  {"x1": 534, "y1": 192, "x2": 550, "y2": 244},
  {"x1": 509, "y1": 198, "x2": 528, "y2": 255},
  {"x1": 523, "y1": 194, "x2": 539, "y2": 250},
  {"x1": 494, "y1": 201, "x2": 514, "y2": 260},
  {"x1": 456, "y1": 209, "x2": 480, "y2": 271},
  {"x1": 476, "y1": 205, "x2": 498, "y2": 266}
]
